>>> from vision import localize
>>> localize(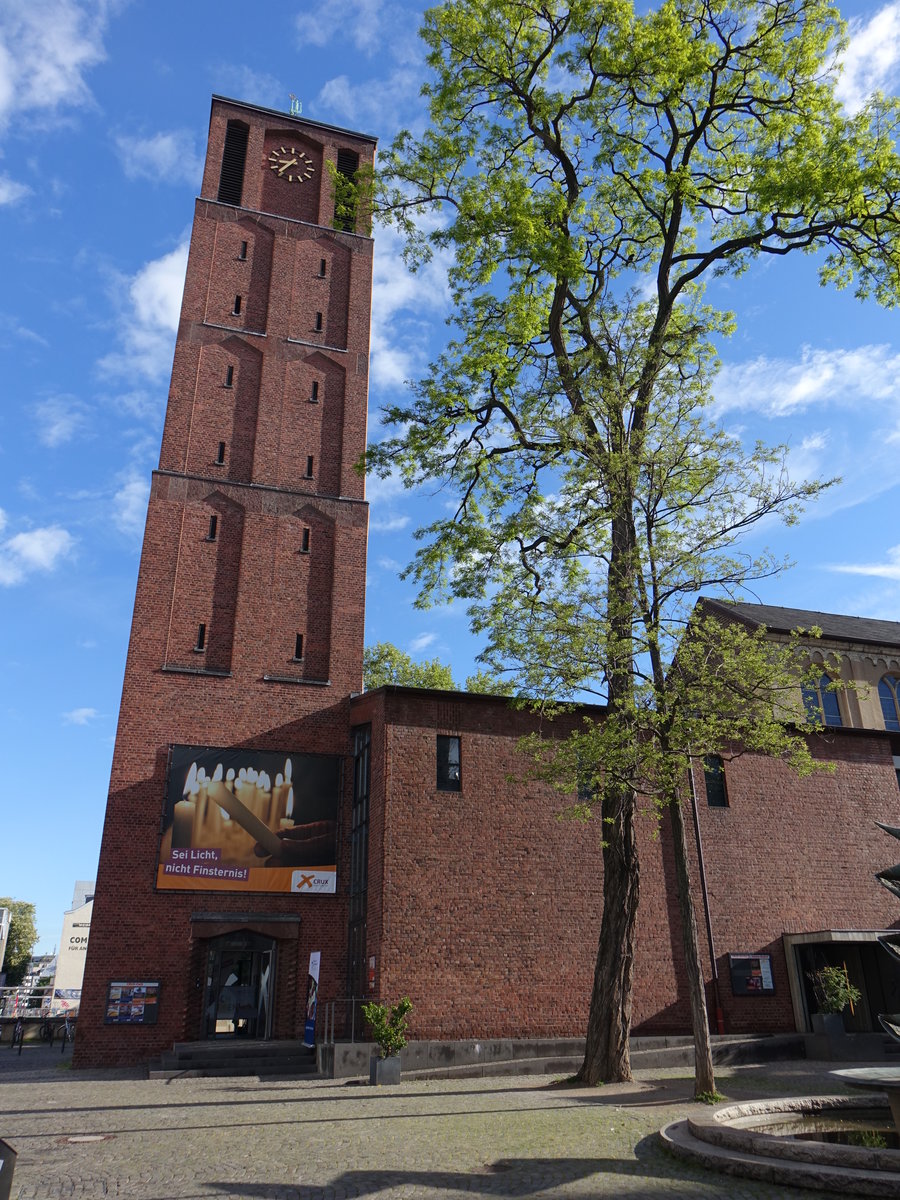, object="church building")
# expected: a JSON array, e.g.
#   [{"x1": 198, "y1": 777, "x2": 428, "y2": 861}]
[{"x1": 76, "y1": 97, "x2": 900, "y2": 1069}]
